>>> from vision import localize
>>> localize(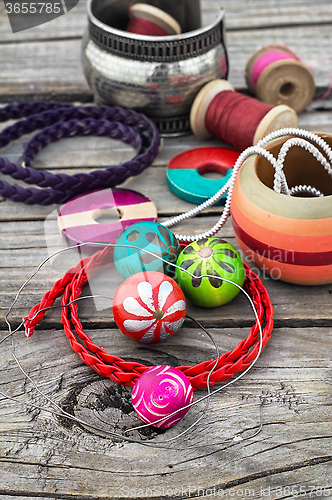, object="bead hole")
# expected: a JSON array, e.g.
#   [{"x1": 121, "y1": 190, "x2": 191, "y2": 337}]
[
  {"x1": 94, "y1": 207, "x2": 121, "y2": 224},
  {"x1": 198, "y1": 161, "x2": 227, "y2": 179},
  {"x1": 198, "y1": 247, "x2": 213, "y2": 259},
  {"x1": 127, "y1": 230, "x2": 140, "y2": 242},
  {"x1": 153, "y1": 309, "x2": 164, "y2": 320}
]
